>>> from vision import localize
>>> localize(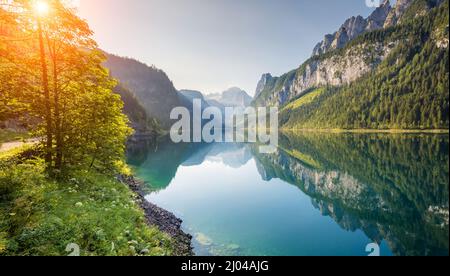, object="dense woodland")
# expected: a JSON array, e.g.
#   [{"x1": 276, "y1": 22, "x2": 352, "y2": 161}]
[
  {"x1": 0, "y1": 0, "x2": 132, "y2": 172},
  {"x1": 280, "y1": 1, "x2": 449, "y2": 129},
  {"x1": 0, "y1": 0, "x2": 175, "y2": 256}
]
